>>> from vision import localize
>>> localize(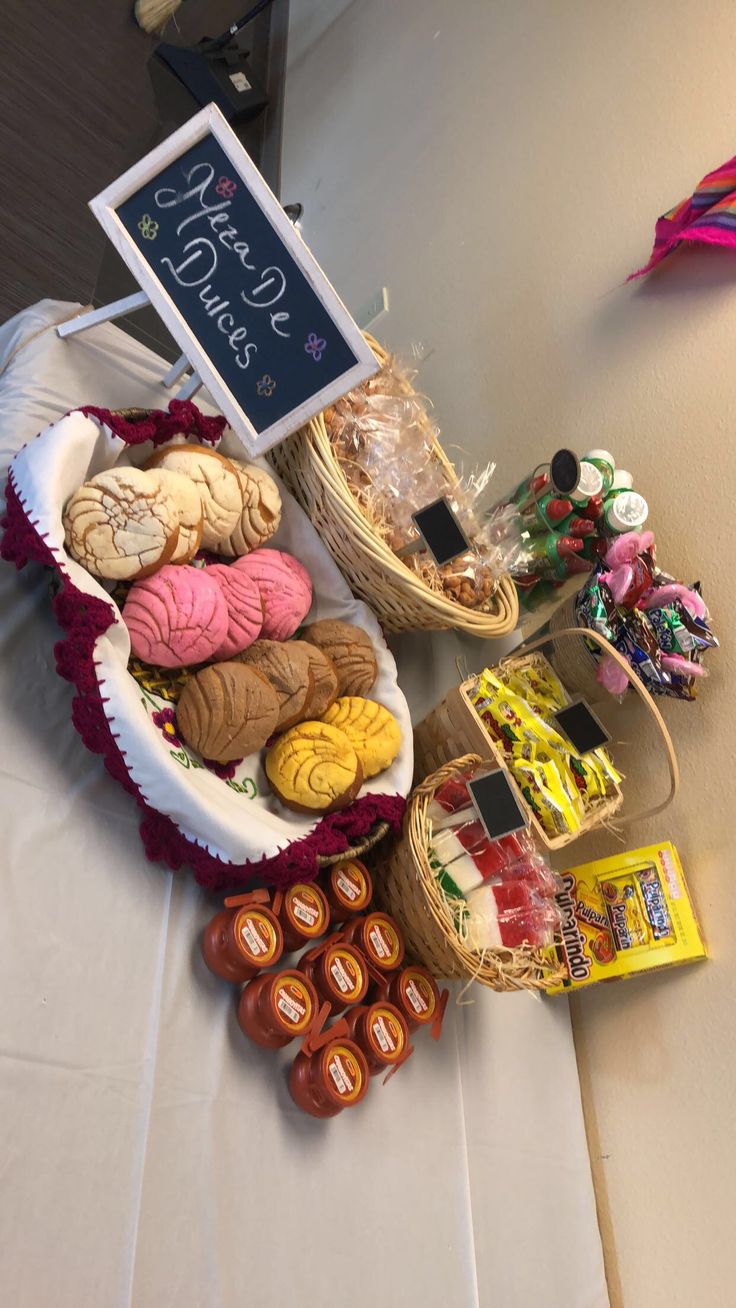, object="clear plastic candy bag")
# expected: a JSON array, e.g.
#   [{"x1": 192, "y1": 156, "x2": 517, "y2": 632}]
[{"x1": 324, "y1": 352, "x2": 520, "y2": 606}]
